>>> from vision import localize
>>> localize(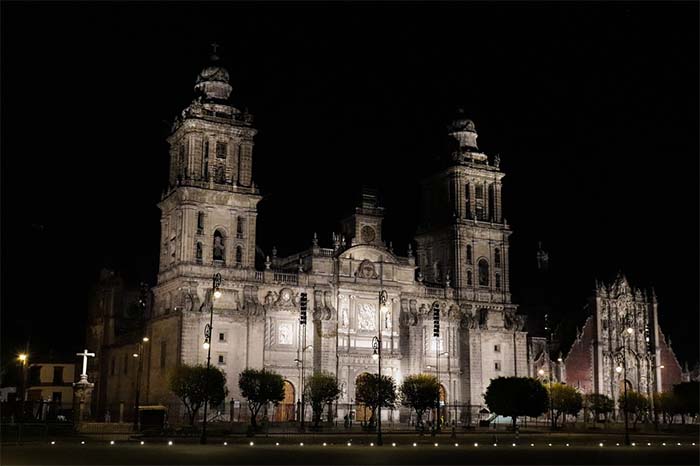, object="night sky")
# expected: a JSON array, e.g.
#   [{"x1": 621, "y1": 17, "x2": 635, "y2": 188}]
[{"x1": 2, "y1": 3, "x2": 697, "y2": 370}]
